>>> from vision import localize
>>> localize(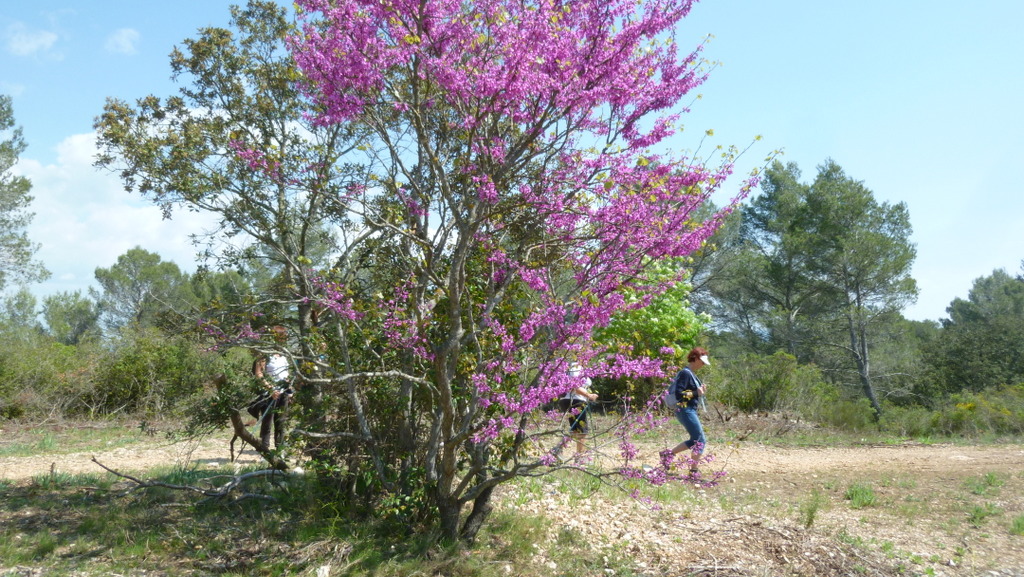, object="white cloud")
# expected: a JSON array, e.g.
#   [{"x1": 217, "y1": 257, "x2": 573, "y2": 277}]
[
  {"x1": 104, "y1": 28, "x2": 140, "y2": 55},
  {"x1": 14, "y1": 132, "x2": 219, "y2": 299},
  {"x1": 5, "y1": 22, "x2": 59, "y2": 57}
]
